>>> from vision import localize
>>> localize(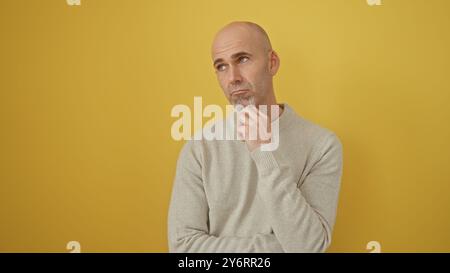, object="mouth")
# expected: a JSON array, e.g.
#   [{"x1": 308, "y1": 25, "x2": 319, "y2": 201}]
[{"x1": 231, "y1": 89, "x2": 250, "y2": 96}]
